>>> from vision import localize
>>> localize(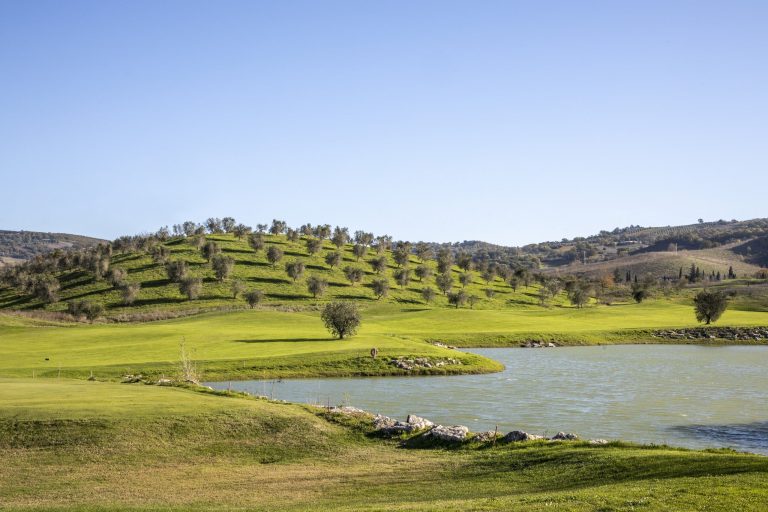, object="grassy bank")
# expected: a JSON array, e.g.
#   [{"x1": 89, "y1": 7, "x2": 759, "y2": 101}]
[{"x1": 1, "y1": 378, "x2": 767, "y2": 511}]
